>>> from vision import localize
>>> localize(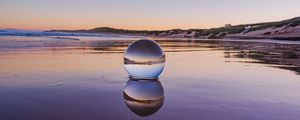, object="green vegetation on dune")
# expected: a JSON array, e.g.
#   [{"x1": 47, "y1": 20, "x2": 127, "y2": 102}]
[
  {"x1": 198, "y1": 17, "x2": 300, "y2": 35},
  {"x1": 242, "y1": 17, "x2": 300, "y2": 32},
  {"x1": 48, "y1": 17, "x2": 300, "y2": 38}
]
